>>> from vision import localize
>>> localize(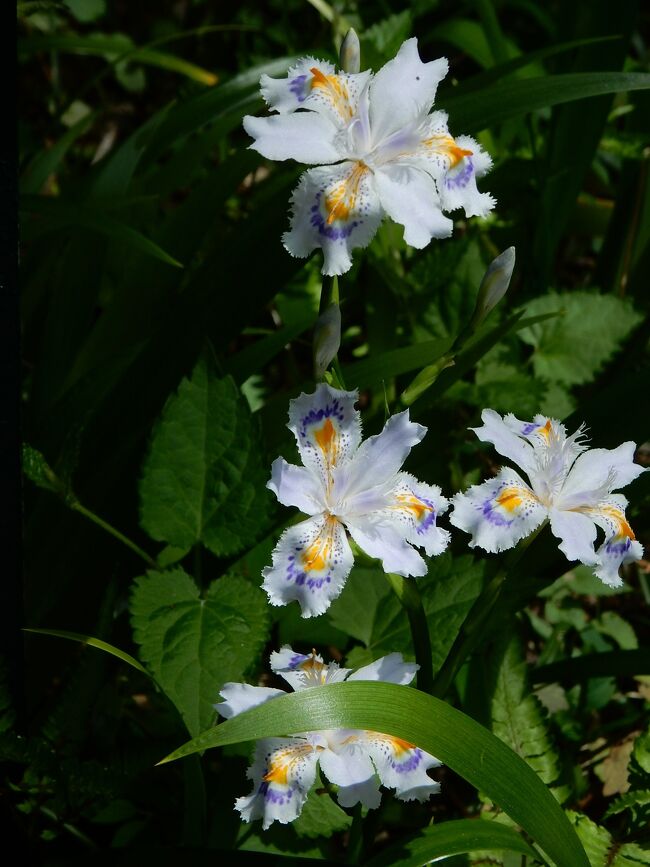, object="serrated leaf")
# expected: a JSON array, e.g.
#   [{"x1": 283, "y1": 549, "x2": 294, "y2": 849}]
[
  {"x1": 517, "y1": 292, "x2": 642, "y2": 386},
  {"x1": 139, "y1": 355, "x2": 273, "y2": 557},
  {"x1": 22, "y1": 444, "x2": 62, "y2": 494},
  {"x1": 292, "y1": 785, "x2": 352, "y2": 839},
  {"x1": 130, "y1": 568, "x2": 269, "y2": 736},
  {"x1": 158, "y1": 682, "x2": 590, "y2": 867},
  {"x1": 604, "y1": 789, "x2": 650, "y2": 818},
  {"x1": 330, "y1": 555, "x2": 484, "y2": 673},
  {"x1": 490, "y1": 633, "x2": 561, "y2": 786},
  {"x1": 566, "y1": 810, "x2": 650, "y2": 867}
]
